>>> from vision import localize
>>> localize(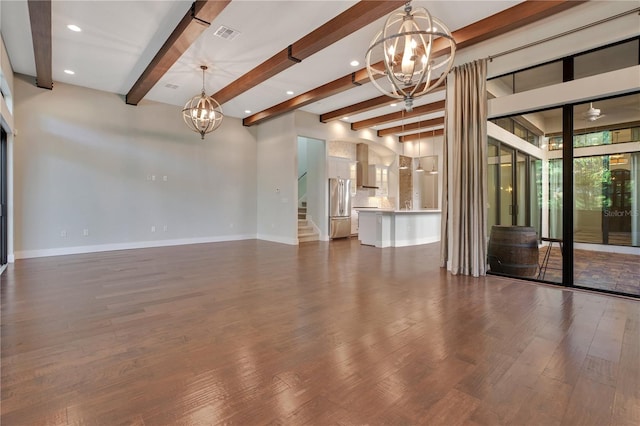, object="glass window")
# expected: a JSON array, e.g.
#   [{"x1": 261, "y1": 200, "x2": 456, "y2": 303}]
[
  {"x1": 488, "y1": 141, "x2": 500, "y2": 231},
  {"x1": 513, "y1": 60, "x2": 563, "y2": 93},
  {"x1": 548, "y1": 159, "x2": 563, "y2": 240},
  {"x1": 574, "y1": 39, "x2": 640, "y2": 80},
  {"x1": 548, "y1": 93, "x2": 640, "y2": 151},
  {"x1": 488, "y1": 37, "x2": 639, "y2": 100}
]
